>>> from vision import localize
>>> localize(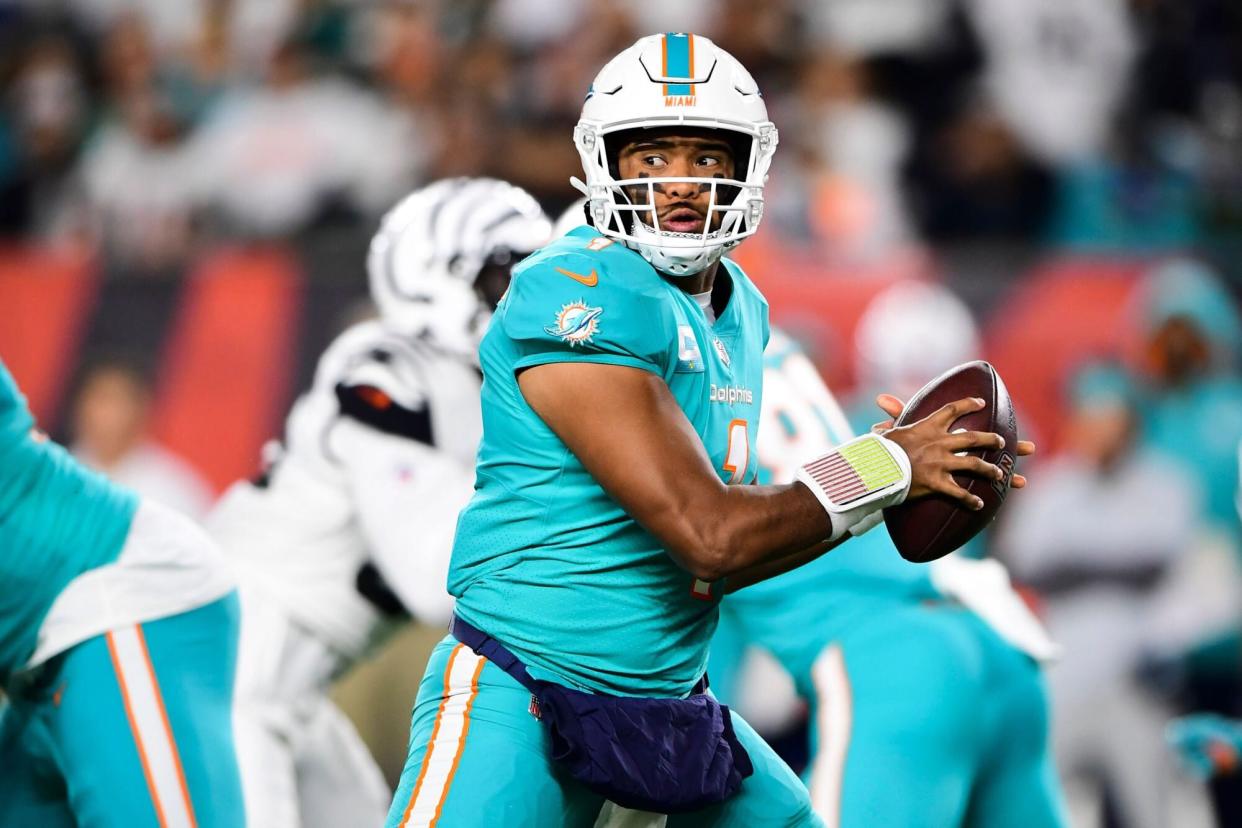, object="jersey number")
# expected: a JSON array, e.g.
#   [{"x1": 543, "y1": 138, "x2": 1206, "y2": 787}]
[
  {"x1": 721, "y1": 419, "x2": 750, "y2": 484},
  {"x1": 692, "y1": 419, "x2": 751, "y2": 601}
]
